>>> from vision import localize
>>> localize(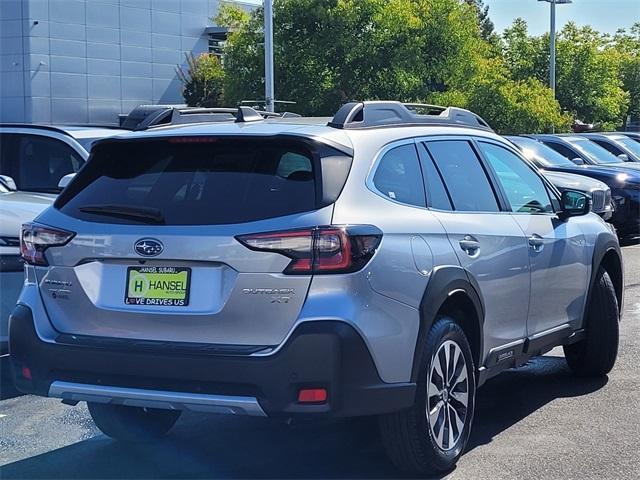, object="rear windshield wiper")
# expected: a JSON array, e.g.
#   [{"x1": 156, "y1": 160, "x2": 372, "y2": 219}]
[{"x1": 79, "y1": 204, "x2": 166, "y2": 224}]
